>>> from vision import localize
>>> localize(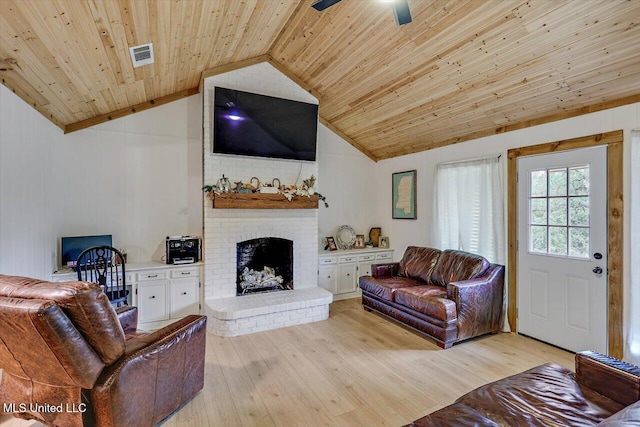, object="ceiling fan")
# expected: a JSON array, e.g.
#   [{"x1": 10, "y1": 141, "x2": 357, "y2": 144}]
[{"x1": 311, "y1": 0, "x2": 412, "y2": 26}]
